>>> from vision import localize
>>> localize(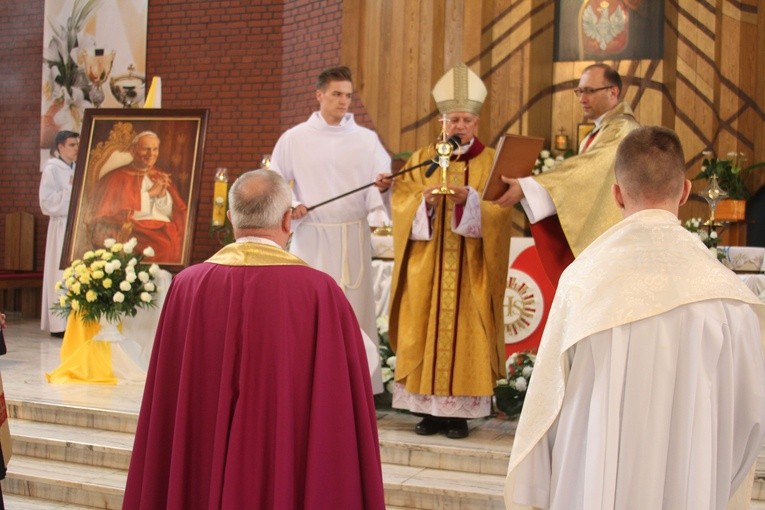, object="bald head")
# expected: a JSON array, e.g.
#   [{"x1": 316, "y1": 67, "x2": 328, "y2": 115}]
[
  {"x1": 228, "y1": 170, "x2": 293, "y2": 244},
  {"x1": 613, "y1": 126, "x2": 691, "y2": 216}
]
